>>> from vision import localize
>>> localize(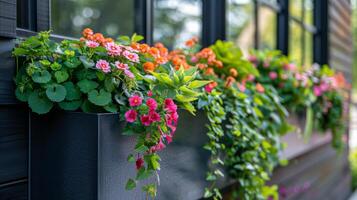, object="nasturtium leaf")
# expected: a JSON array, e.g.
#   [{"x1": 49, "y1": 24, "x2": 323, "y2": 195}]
[
  {"x1": 58, "y1": 100, "x2": 82, "y2": 111},
  {"x1": 54, "y1": 70, "x2": 69, "y2": 83},
  {"x1": 88, "y1": 89, "x2": 111, "y2": 106},
  {"x1": 28, "y1": 91, "x2": 53, "y2": 114},
  {"x1": 104, "y1": 77, "x2": 115, "y2": 92},
  {"x1": 46, "y1": 84, "x2": 67, "y2": 102},
  {"x1": 77, "y1": 79, "x2": 98, "y2": 93},
  {"x1": 187, "y1": 80, "x2": 211, "y2": 89},
  {"x1": 104, "y1": 103, "x2": 118, "y2": 113},
  {"x1": 79, "y1": 56, "x2": 95, "y2": 68},
  {"x1": 64, "y1": 57, "x2": 81, "y2": 68},
  {"x1": 63, "y1": 82, "x2": 81, "y2": 100},
  {"x1": 50, "y1": 62, "x2": 62, "y2": 71},
  {"x1": 32, "y1": 70, "x2": 51, "y2": 83},
  {"x1": 15, "y1": 88, "x2": 30, "y2": 102},
  {"x1": 125, "y1": 179, "x2": 136, "y2": 190}
]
